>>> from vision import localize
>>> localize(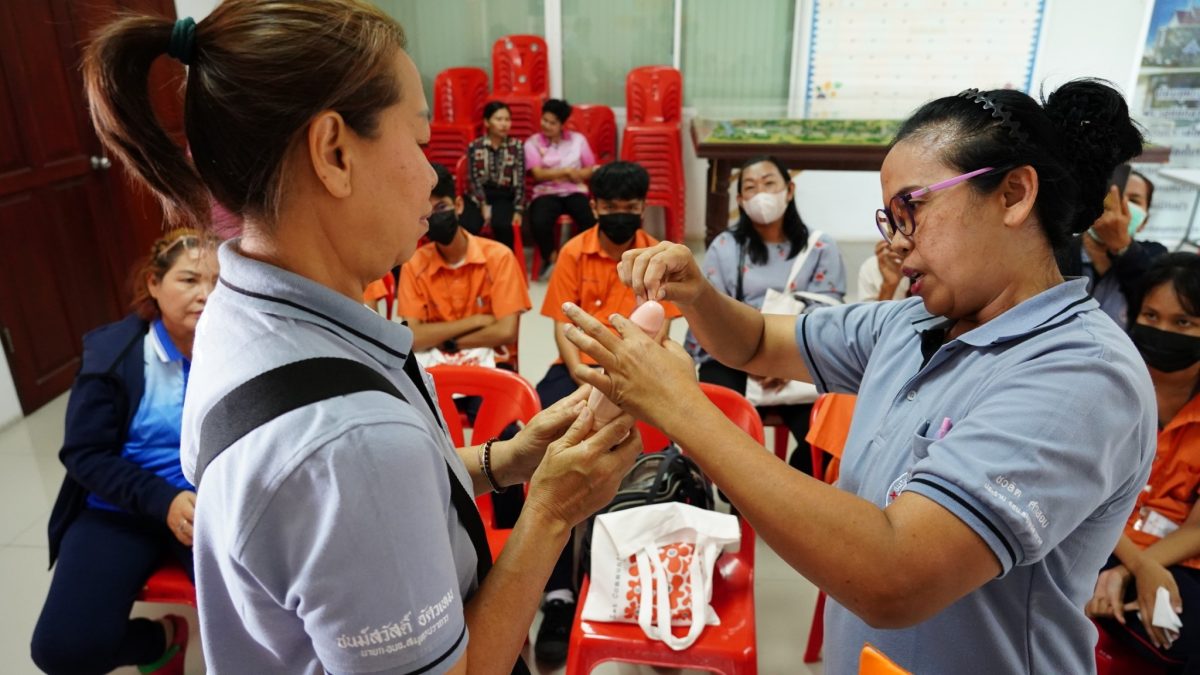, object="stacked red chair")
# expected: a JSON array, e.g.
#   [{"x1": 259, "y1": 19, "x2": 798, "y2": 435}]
[
  {"x1": 426, "y1": 365, "x2": 540, "y2": 560},
  {"x1": 566, "y1": 383, "x2": 760, "y2": 674},
  {"x1": 490, "y1": 35, "x2": 549, "y2": 141},
  {"x1": 454, "y1": 156, "x2": 527, "y2": 277},
  {"x1": 138, "y1": 557, "x2": 196, "y2": 607},
  {"x1": 621, "y1": 66, "x2": 685, "y2": 243},
  {"x1": 566, "y1": 104, "x2": 618, "y2": 164},
  {"x1": 424, "y1": 67, "x2": 490, "y2": 168}
]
